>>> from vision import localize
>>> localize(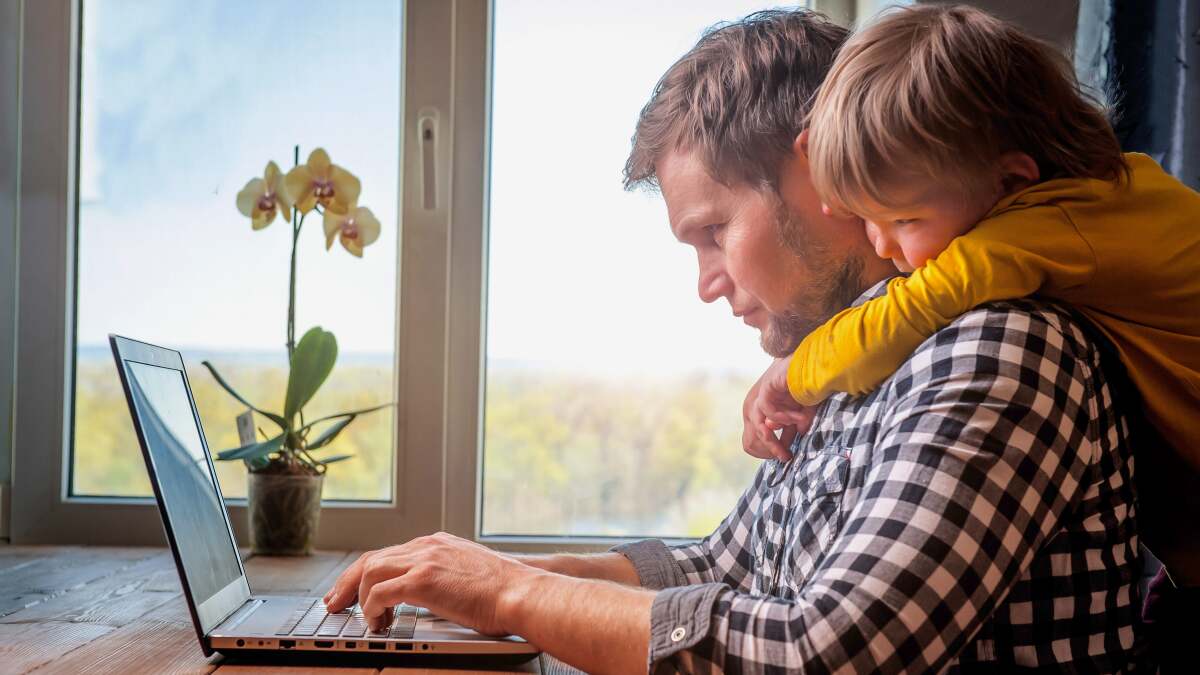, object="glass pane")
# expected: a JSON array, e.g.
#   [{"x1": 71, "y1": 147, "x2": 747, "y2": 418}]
[
  {"x1": 482, "y1": 2, "x2": 796, "y2": 538},
  {"x1": 73, "y1": 0, "x2": 400, "y2": 500}
]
